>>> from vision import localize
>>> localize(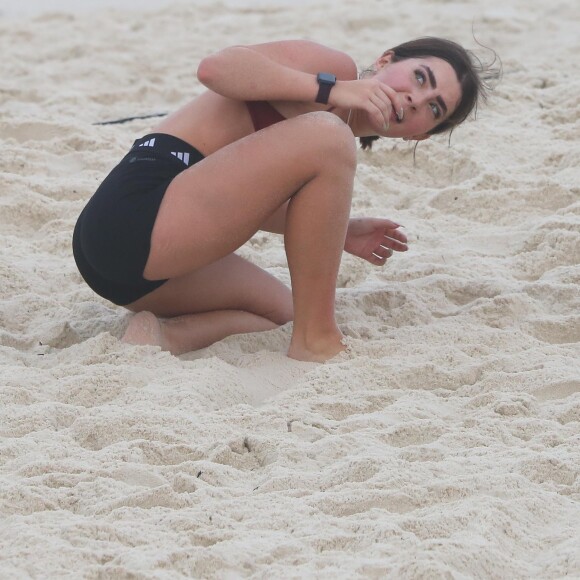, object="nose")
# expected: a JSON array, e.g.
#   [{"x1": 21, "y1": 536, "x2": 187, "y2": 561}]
[
  {"x1": 404, "y1": 91, "x2": 424, "y2": 110},
  {"x1": 401, "y1": 93, "x2": 417, "y2": 117}
]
